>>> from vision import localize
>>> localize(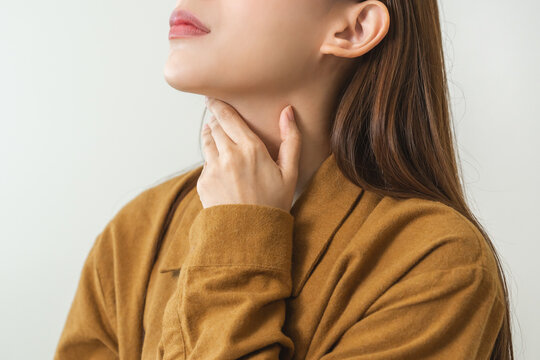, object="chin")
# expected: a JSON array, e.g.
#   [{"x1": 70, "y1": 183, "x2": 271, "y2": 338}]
[{"x1": 163, "y1": 52, "x2": 207, "y2": 94}]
